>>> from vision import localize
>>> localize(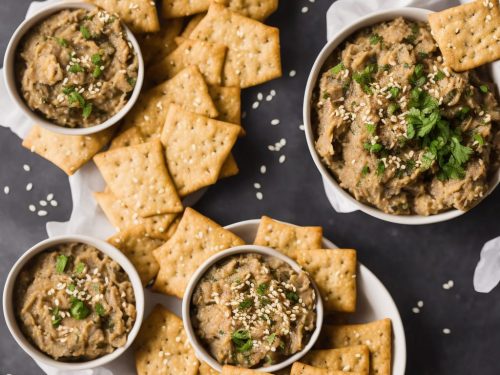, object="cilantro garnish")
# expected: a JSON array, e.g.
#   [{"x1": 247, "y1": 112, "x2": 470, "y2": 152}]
[
  {"x1": 69, "y1": 63, "x2": 83, "y2": 74},
  {"x1": 479, "y1": 85, "x2": 489, "y2": 93},
  {"x1": 366, "y1": 123, "x2": 376, "y2": 135},
  {"x1": 75, "y1": 262, "x2": 85, "y2": 274},
  {"x1": 285, "y1": 291, "x2": 299, "y2": 303},
  {"x1": 376, "y1": 161, "x2": 385, "y2": 176},
  {"x1": 82, "y1": 103, "x2": 93, "y2": 119},
  {"x1": 435, "y1": 70, "x2": 446, "y2": 81},
  {"x1": 127, "y1": 77, "x2": 137, "y2": 87},
  {"x1": 388, "y1": 87, "x2": 400, "y2": 99},
  {"x1": 403, "y1": 23, "x2": 419, "y2": 44},
  {"x1": 410, "y1": 64, "x2": 426, "y2": 87},
  {"x1": 388, "y1": 103, "x2": 399, "y2": 116},
  {"x1": 231, "y1": 329, "x2": 252, "y2": 352},
  {"x1": 56, "y1": 254, "x2": 68, "y2": 273},
  {"x1": 80, "y1": 25, "x2": 91, "y2": 39},
  {"x1": 68, "y1": 284, "x2": 76, "y2": 292},
  {"x1": 70, "y1": 298, "x2": 90, "y2": 320},
  {"x1": 91, "y1": 53, "x2": 102, "y2": 65},
  {"x1": 95, "y1": 302, "x2": 106, "y2": 317},
  {"x1": 417, "y1": 52, "x2": 428, "y2": 60},
  {"x1": 455, "y1": 106, "x2": 470, "y2": 121},
  {"x1": 52, "y1": 307, "x2": 62, "y2": 327},
  {"x1": 330, "y1": 62, "x2": 345, "y2": 75},
  {"x1": 353, "y1": 64, "x2": 377, "y2": 94},
  {"x1": 361, "y1": 165, "x2": 370, "y2": 177},
  {"x1": 256, "y1": 283, "x2": 268, "y2": 295},
  {"x1": 364, "y1": 142, "x2": 383, "y2": 153},
  {"x1": 369, "y1": 34, "x2": 382, "y2": 45},
  {"x1": 239, "y1": 299, "x2": 253, "y2": 309},
  {"x1": 473, "y1": 133, "x2": 484, "y2": 146},
  {"x1": 93, "y1": 66, "x2": 102, "y2": 78},
  {"x1": 64, "y1": 87, "x2": 92, "y2": 119},
  {"x1": 266, "y1": 333, "x2": 276, "y2": 345},
  {"x1": 55, "y1": 37, "x2": 68, "y2": 47}
]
